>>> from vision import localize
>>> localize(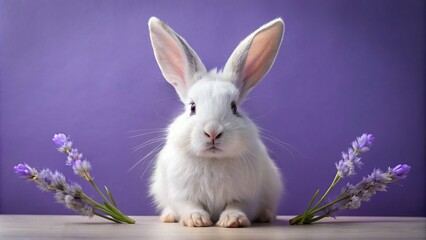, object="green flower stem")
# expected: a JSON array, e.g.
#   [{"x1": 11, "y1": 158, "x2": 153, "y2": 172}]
[
  {"x1": 289, "y1": 194, "x2": 351, "y2": 225},
  {"x1": 289, "y1": 216, "x2": 300, "y2": 225},
  {"x1": 311, "y1": 172, "x2": 340, "y2": 210},
  {"x1": 105, "y1": 186, "x2": 118, "y2": 208},
  {"x1": 308, "y1": 195, "x2": 350, "y2": 216},
  {"x1": 86, "y1": 179, "x2": 134, "y2": 223},
  {"x1": 300, "y1": 189, "x2": 319, "y2": 224},
  {"x1": 80, "y1": 193, "x2": 135, "y2": 224},
  {"x1": 87, "y1": 177, "x2": 113, "y2": 206},
  {"x1": 103, "y1": 201, "x2": 135, "y2": 224},
  {"x1": 289, "y1": 173, "x2": 344, "y2": 225},
  {"x1": 305, "y1": 189, "x2": 320, "y2": 213},
  {"x1": 309, "y1": 214, "x2": 328, "y2": 223},
  {"x1": 80, "y1": 193, "x2": 118, "y2": 216},
  {"x1": 94, "y1": 211, "x2": 121, "y2": 223}
]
